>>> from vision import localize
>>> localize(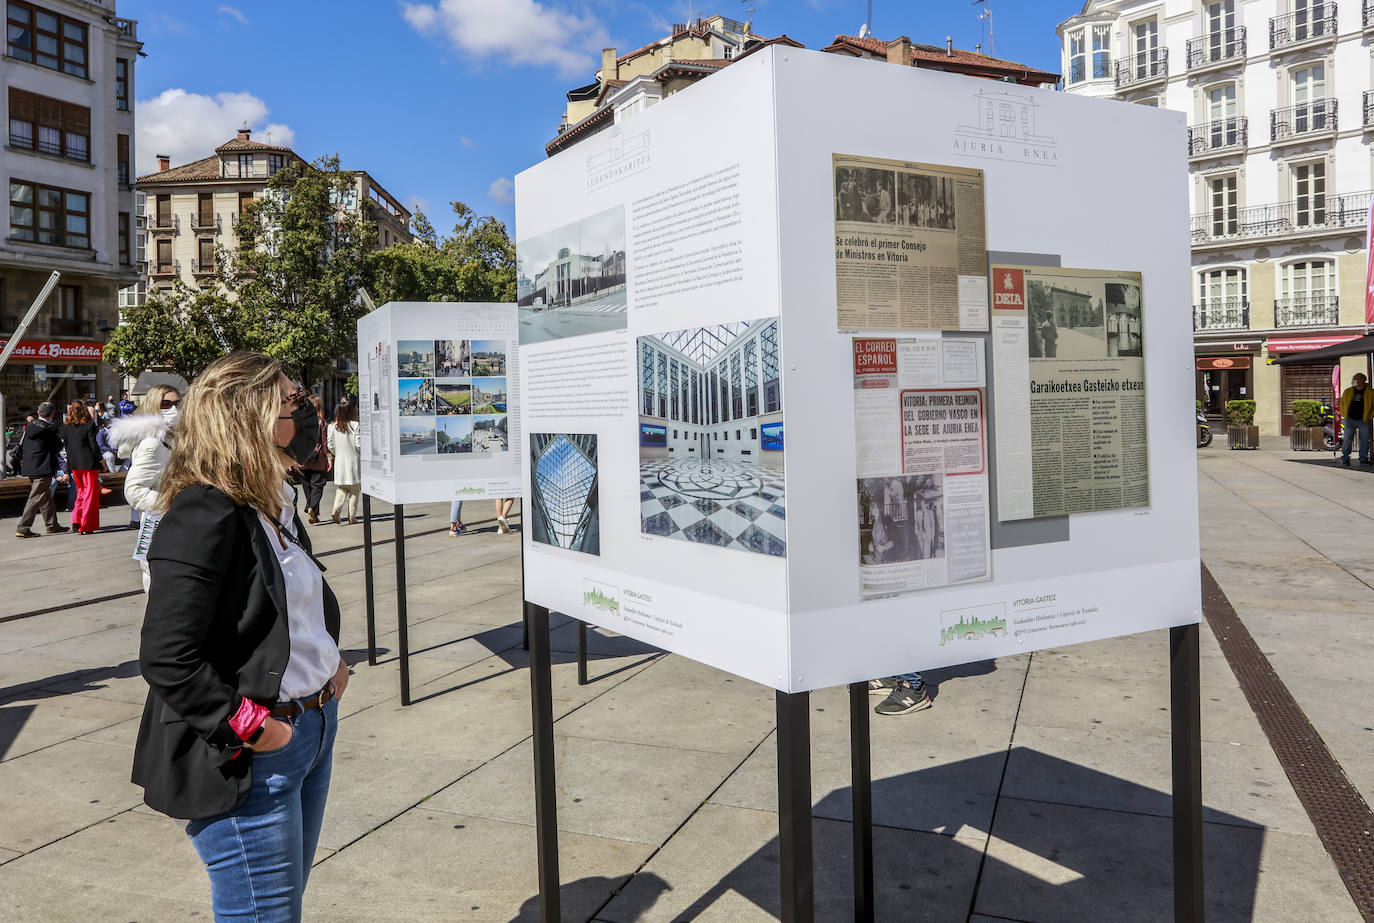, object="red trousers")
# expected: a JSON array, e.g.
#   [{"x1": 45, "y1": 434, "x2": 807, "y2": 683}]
[{"x1": 71, "y1": 468, "x2": 101, "y2": 533}]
